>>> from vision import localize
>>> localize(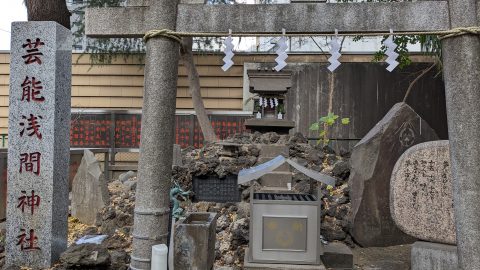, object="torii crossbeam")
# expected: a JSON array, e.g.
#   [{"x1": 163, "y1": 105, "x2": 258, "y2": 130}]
[{"x1": 86, "y1": 1, "x2": 480, "y2": 269}]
